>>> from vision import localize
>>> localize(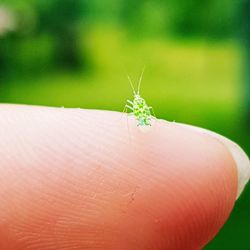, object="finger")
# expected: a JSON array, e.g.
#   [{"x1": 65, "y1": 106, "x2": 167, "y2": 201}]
[
  {"x1": 0, "y1": 104, "x2": 240, "y2": 250},
  {"x1": 176, "y1": 123, "x2": 250, "y2": 199}
]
